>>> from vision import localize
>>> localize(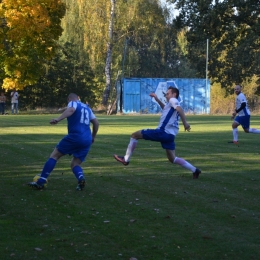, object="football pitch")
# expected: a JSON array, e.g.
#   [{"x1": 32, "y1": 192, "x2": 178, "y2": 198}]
[{"x1": 0, "y1": 114, "x2": 260, "y2": 259}]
